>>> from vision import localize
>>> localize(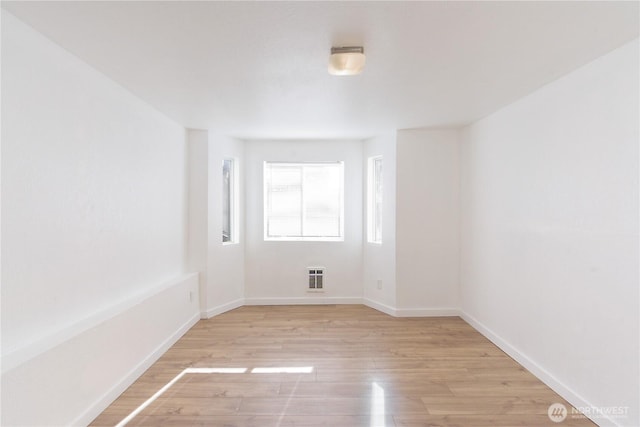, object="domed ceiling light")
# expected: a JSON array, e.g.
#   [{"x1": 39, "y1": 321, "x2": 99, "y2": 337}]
[{"x1": 328, "y1": 46, "x2": 365, "y2": 76}]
